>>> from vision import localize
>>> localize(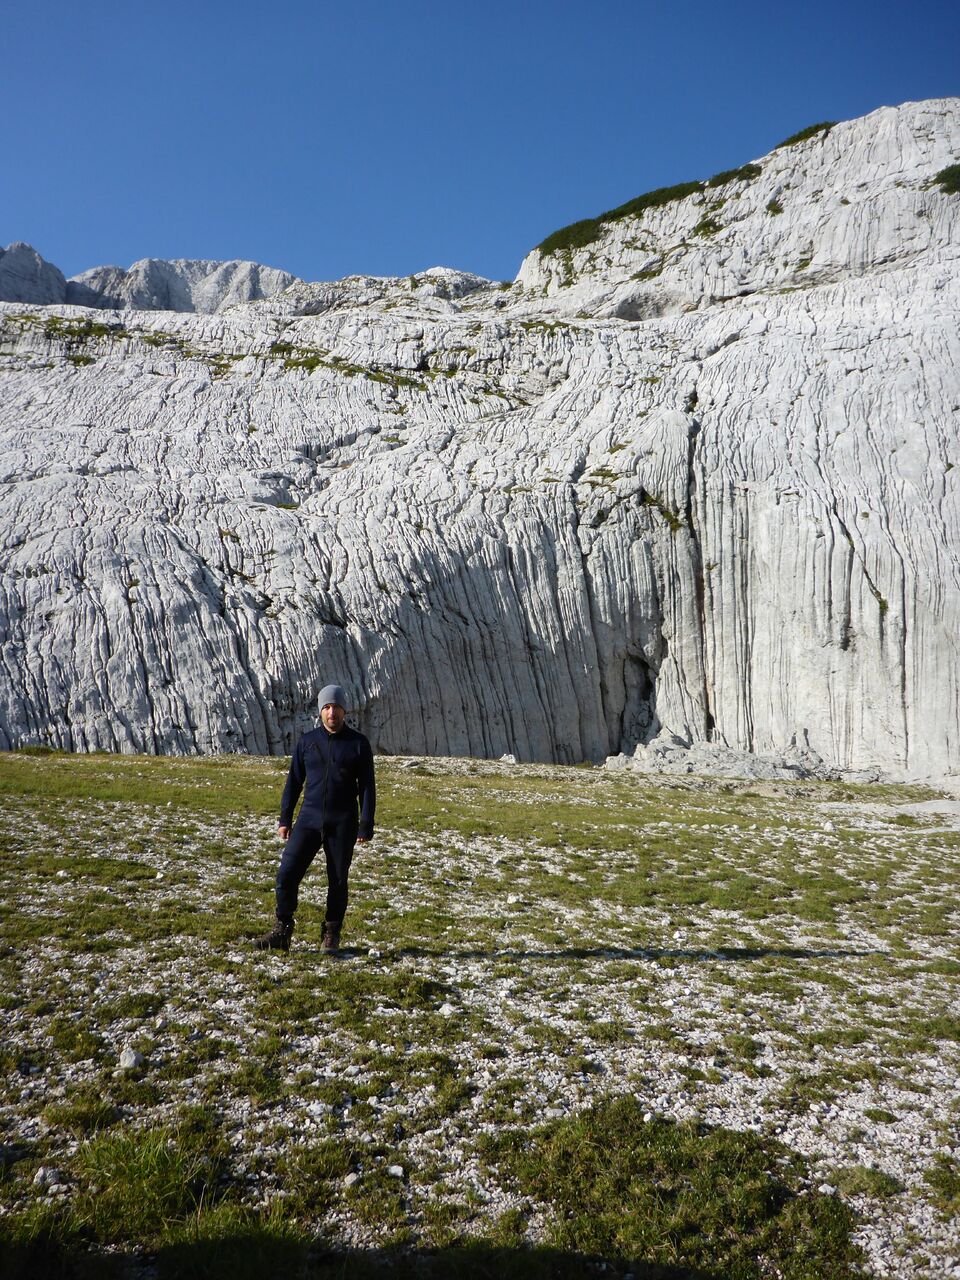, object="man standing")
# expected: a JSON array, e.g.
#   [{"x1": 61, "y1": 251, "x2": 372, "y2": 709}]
[{"x1": 256, "y1": 683, "x2": 375, "y2": 955}]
